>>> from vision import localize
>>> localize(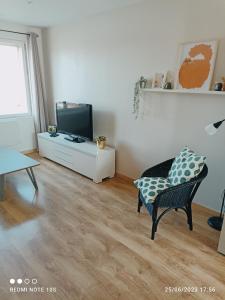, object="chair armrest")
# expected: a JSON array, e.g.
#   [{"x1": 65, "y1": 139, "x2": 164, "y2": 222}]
[
  {"x1": 142, "y1": 158, "x2": 174, "y2": 178},
  {"x1": 154, "y1": 175, "x2": 204, "y2": 208},
  {"x1": 146, "y1": 164, "x2": 208, "y2": 208}
]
